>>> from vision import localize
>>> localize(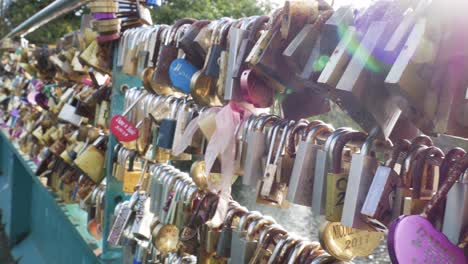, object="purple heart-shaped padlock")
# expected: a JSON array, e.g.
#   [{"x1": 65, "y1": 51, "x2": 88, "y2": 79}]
[
  {"x1": 388, "y1": 153, "x2": 468, "y2": 264},
  {"x1": 388, "y1": 215, "x2": 466, "y2": 264}
]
